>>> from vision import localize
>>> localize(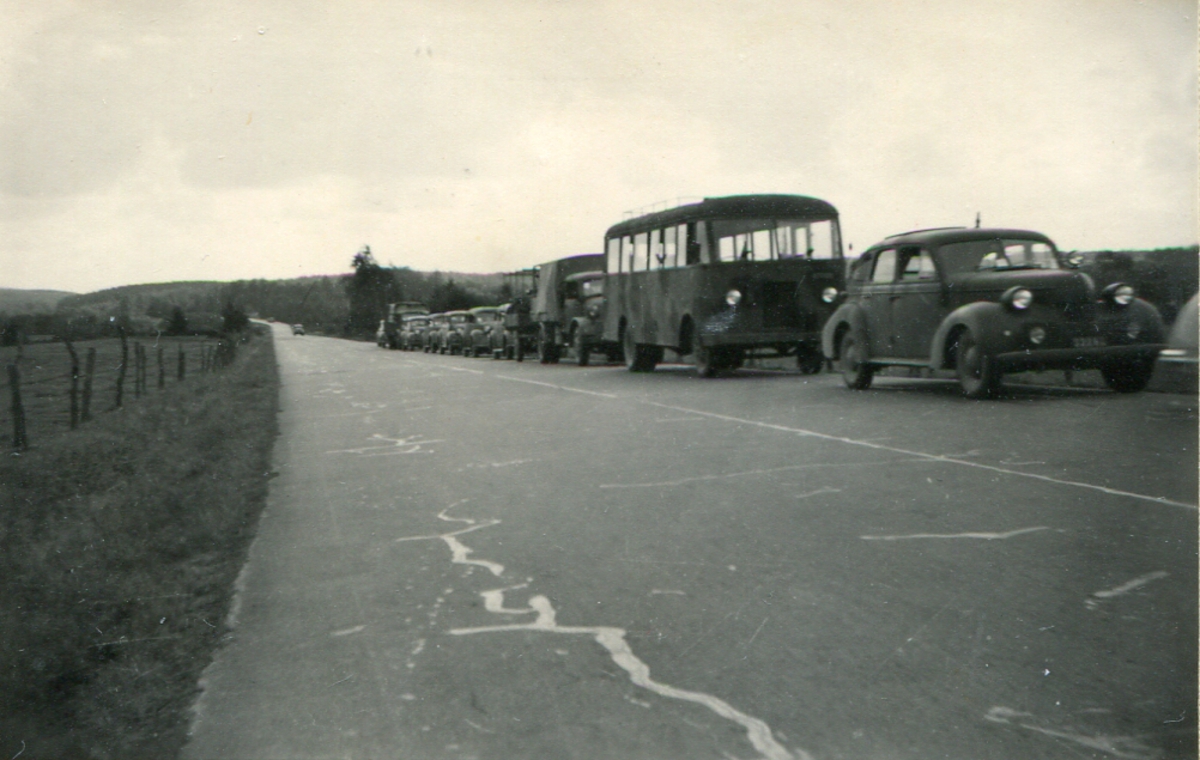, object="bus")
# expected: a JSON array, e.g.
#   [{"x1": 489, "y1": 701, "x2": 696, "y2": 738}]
[{"x1": 600, "y1": 194, "x2": 845, "y2": 375}]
